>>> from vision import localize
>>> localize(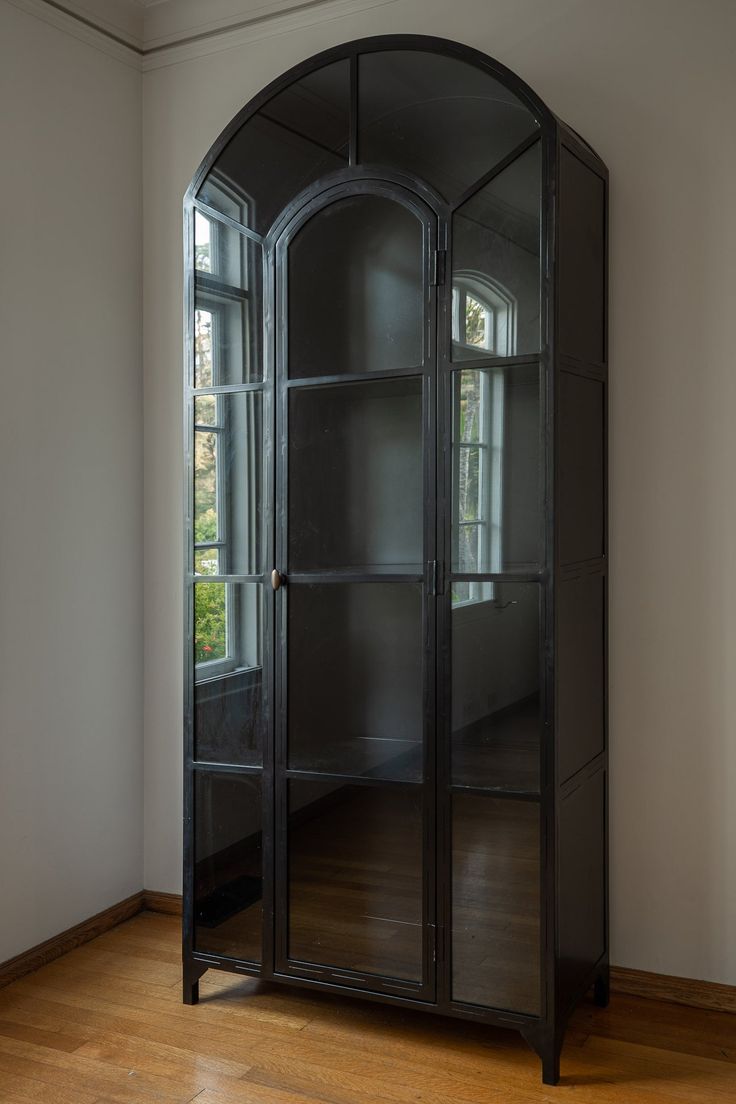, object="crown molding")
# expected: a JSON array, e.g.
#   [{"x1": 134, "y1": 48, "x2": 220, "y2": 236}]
[
  {"x1": 5, "y1": 0, "x2": 142, "y2": 65},
  {"x1": 140, "y1": 0, "x2": 398, "y2": 70},
  {"x1": 56, "y1": 0, "x2": 144, "y2": 45},
  {"x1": 9, "y1": 0, "x2": 400, "y2": 70}
]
